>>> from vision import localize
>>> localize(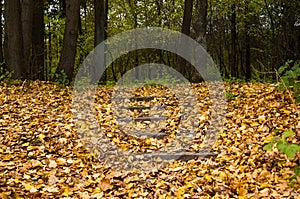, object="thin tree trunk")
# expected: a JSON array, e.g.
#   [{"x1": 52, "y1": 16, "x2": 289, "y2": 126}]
[
  {"x1": 244, "y1": 0, "x2": 251, "y2": 81},
  {"x1": 230, "y1": 3, "x2": 237, "y2": 78},
  {"x1": 32, "y1": 0, "x2": 45, "y2": 80},
  {"x1": 56, "y1": 0, "x2": 80, "y2": 83},
  {"x1": 193, "y1": 0, "x2": 208, "y2": 47},
  {"x1": 192, "y1": 0, "x2": 208, "y2": 82},
  {"x1": 0, "y1": 1, "x2": 4, "y2": 64},
  {"x1": 93, "y1": 0, "x2": 106, "y2": 84},
  {"x1": 176, "y1": 0, "x2": 193, "y2": 76}
]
